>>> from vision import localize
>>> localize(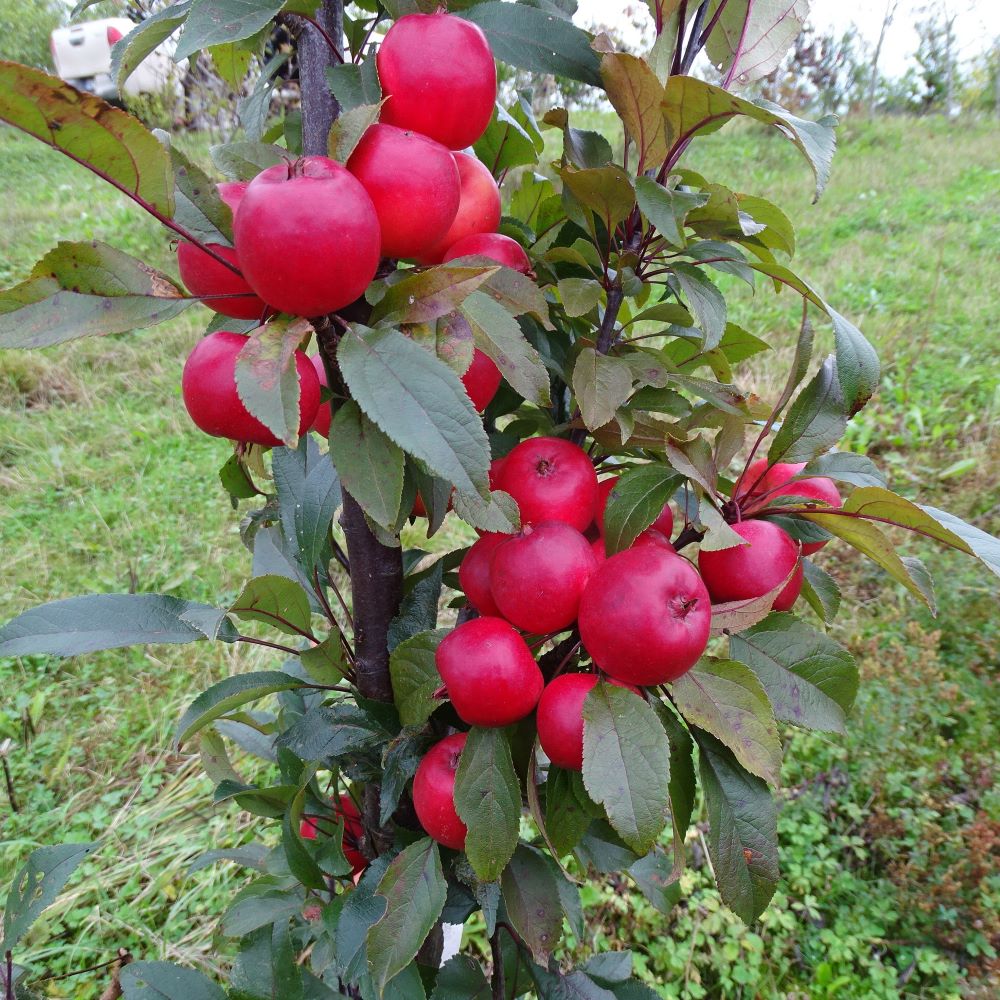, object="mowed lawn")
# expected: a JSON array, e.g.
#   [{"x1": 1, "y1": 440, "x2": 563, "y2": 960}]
[{"x1": 1, "y1": 112, "x2": 998, "y2": 998}]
